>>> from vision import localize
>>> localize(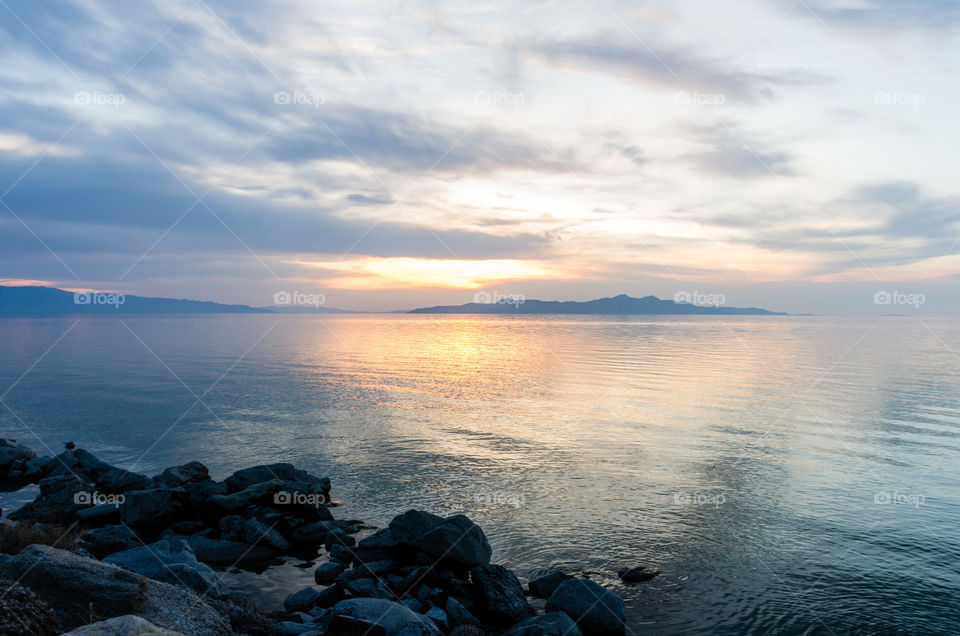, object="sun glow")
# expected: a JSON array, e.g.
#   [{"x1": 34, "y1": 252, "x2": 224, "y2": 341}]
[{"x1": 288, "y1": 257, "x2": 569, "y2": 289}]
